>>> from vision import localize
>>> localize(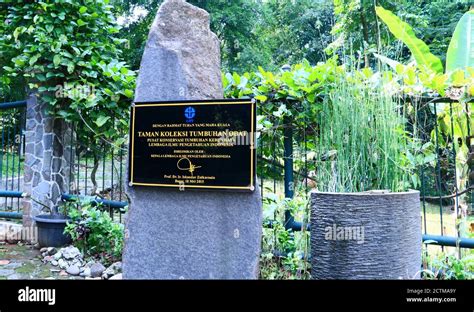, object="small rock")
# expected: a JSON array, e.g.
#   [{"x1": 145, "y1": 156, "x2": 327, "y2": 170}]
[
  {"x1": 47, "y1": 247, "x2": 56, "y2": 255},
  {"x1": 59, "y1": 270, "x2": 68, "y2": 276},
  {"x1": 102, "y1": 270, "x2": 111, "y2": 279},
  {"x1": 102, "y1": 261, "x2": 122, "y2": 279},
  {"x1": 66, "y1": 265, "x2": 80, "y2": 276},
  {"x1": 41, "y1": 251, "x2": 48, "y2": 258},
  {"x1": 51, "y1": 260, "x2": 58, "y2": 267},
  {"x1": 43, "y1": 256, "x2": 53, "y2": 262},
  {"x1": 113, "y1": 262, "x2": 122, "y2": 272},
  {"x1": 85, "y1": 260, "x2": 95, "y2": 268},
  {"x1": 109, "y1": 273, "x2": 122, "y2": 280},
  {"x1": 53, "y1": 252, "x2": 62, "y2": 261},
  {"x1": 90, "y1": 263, "x2": 106, "y2": 278},
  {"x1": 4, "y1": 262, "x2": 22, "y2": 269},
  {"x1": 62, "y1": 246, "x2": 81, "y2": 260},
  {"x1": 58, "y1": 259, "x2": 68, "y2": 269},
  {"x1": 40, "y1": 247, "x2": 48, "y2": 253},
  {"x1": 33, "y1": 243, "x2": 40, "y2": 249},
  {"x1": 0, "y1": 260, "x2": 10, "y2": 266},
  {"x1": 0, "y1": 268, "x2": 15, "y2": 276},
  {"x1": 80, "y1": 268, "x2": 91, "y2": 278},
  {"x1": 71, "y1": 259, "x2": 83, "y2": 267}
]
